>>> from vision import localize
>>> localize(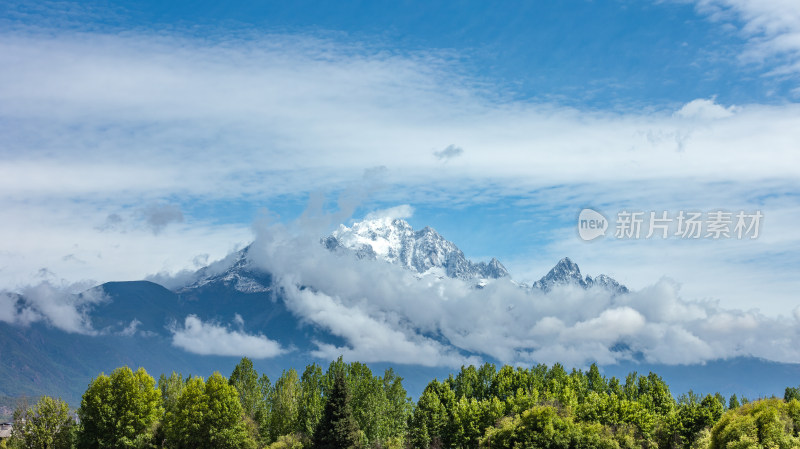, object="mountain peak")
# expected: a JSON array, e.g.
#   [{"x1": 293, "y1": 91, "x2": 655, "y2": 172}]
[
  {"x1": 533, "y1": 257, "x2": 627, "y2": 295},
  {"x1": 555, "y1": 257, "x2": 580, "y2": 272},
  {"x1": 326, "y1": 217, "x2": 508, "y2": 281},
  {"x1": 177, "y1": 245, "x2": 272, "y2": 294}
]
